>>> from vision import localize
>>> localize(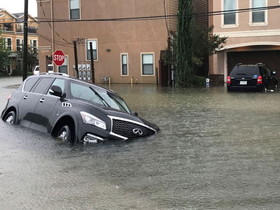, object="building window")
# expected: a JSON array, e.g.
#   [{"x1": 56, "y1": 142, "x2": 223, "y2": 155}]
[
  {"x1": 58, "y1": 56, "x2": 68, "y2": 74},
  {"x1": 121, "y1": 54, "x2": 128, "y2": 76},
  {"x1": 86, "y1": 40, "x2": 97, "y2": 61},
  {"x1": 251, "y1": 0, "x2": 266, "y2": 23},
  {"x1": 16, "y1": 39, "x2": 22, "y2": 51},
  {"x1": 141, "y1": 53, "x2": 154, "y2": 75},
  {"x1": 32, "y1": 40, "x2": 37, "y2": 52},
  {"x1": 4, "y1": 38, "x2": 12, "y2": 50},
  {"x1": 69, "y1": 0, "x2": 80, "y2": 20},
  {"x1": 223, "y1": 0, "x2": 237, "y2": 25},
  {"x1": 29, "y1": 40, "x2": 37, "y2": 52}
]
